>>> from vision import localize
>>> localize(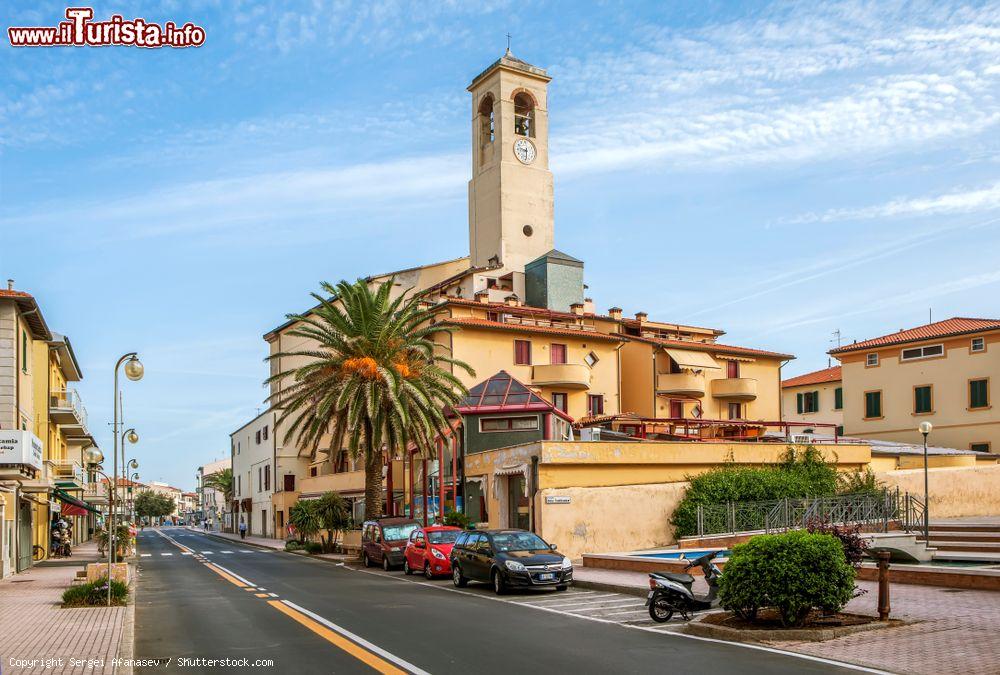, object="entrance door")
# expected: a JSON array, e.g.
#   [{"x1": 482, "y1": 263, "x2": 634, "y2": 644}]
[
  {"x1": 17, "y1": 499, "x2": 32, "y2": 572},
  {"x1": 507, "y1": 475, "x2": 530, "y2": 531}
]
